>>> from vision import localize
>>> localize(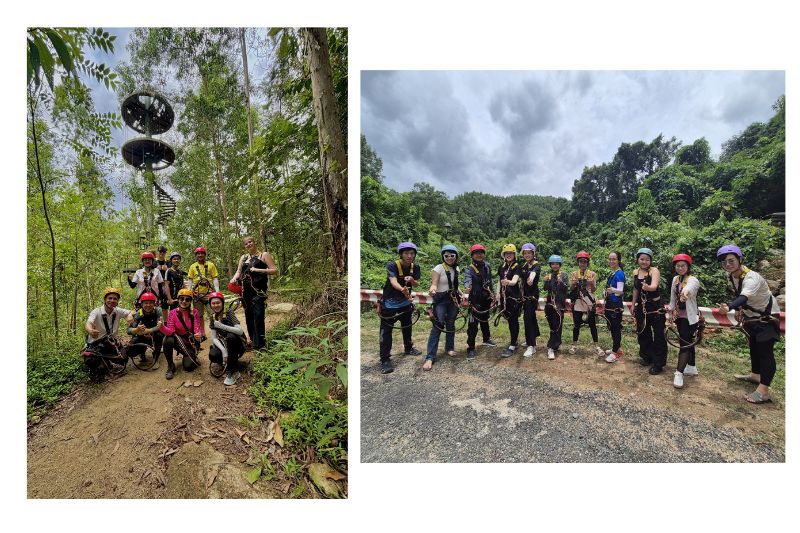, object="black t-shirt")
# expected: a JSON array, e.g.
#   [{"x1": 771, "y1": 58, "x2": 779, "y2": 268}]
[
  {"x1": 382, "y1": 260, "x2": 420, "y2": 307},
  {"x1": 241, "y1": 254, "x2": 269, "y2": 291},
  {"x1": 497, "y1": 261, "x2": 522, "y2": 298},
  {"x1": 165, "y1": 267, "x2": 187, "y2": 298},
  {"x1": 520, "y1": 260, "x2": 541, "y2": 298}
]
